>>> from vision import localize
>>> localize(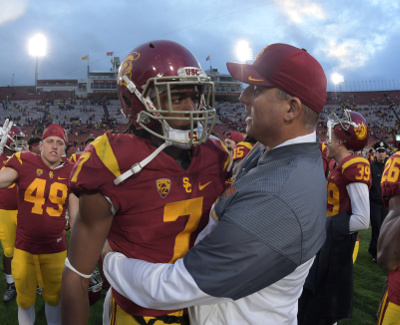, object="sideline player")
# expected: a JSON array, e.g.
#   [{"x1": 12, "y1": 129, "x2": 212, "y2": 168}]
[
  {"x1": 377, "y1": 151, "x2": 400, "y2": 324},
  {"x1": 61, "y1": 40, "x2": 231, "y2": 325},
  {"x1": 0, "y1": 122, "x2": 78, "y2": 325},
  {"x1": 0, "y1": 123, "x2": 26, "y2": 302},
  {"x1": 298, "y1": 110, "x2": 371, "y2": 324}
]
